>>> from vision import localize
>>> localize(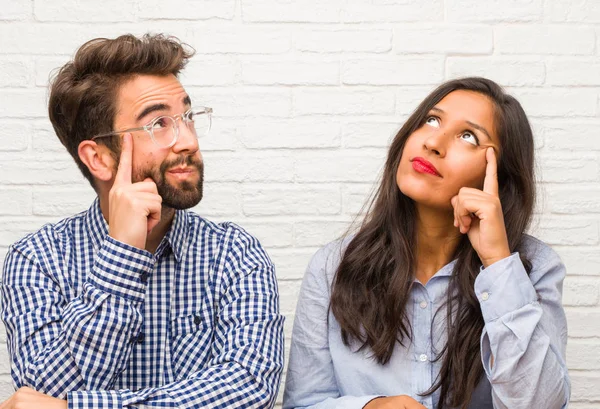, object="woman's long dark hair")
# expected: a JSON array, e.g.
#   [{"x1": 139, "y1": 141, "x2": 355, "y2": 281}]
[{"x1": 330, "y1": 77, "x2": 535, "y2": 409}]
